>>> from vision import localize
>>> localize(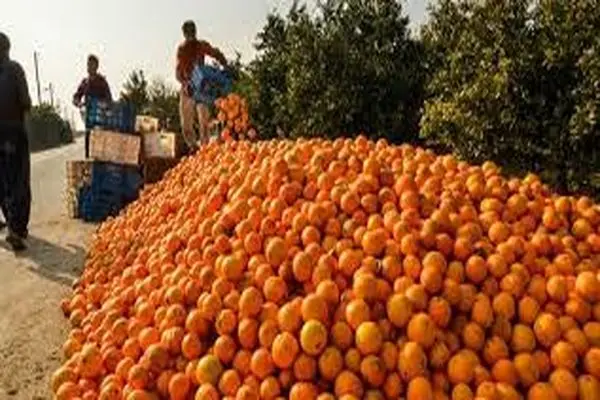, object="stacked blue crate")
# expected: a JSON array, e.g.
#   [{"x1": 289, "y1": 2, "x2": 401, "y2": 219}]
[
  {"x1": 79, "y1": 162, "x2": 142, "y2": 222},
  {"x1": 85, "y1": 99, "x2": 136, "y2": 133},
  {"x1": 85, "y1": 99, "x2": 110, "y2": 130},
  {"x1": 189, "y1": 64, "x2": 233, "y2": 105}
]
